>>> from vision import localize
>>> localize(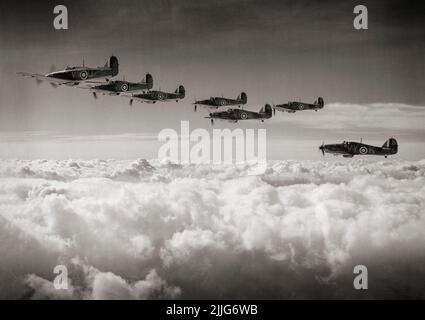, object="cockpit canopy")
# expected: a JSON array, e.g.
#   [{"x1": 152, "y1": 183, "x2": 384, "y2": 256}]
[{"x1": 65, "y1": 66, "x2": 77, "y2": 70}]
